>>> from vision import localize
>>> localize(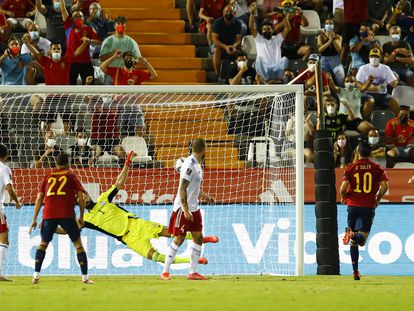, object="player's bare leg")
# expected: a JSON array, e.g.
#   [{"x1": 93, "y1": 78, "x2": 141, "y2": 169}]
[
  {"x1": 147, "y1": 247, "x2": 208, "y2": 265},
  {"x1": 0, "y1": 231, "x2": 12, "y2": 281},
  {"x1": 33, "y1": 241, "x2": 49, "y2": 284},
  {"x1": 161, "y1": 235, "x2": 185, "y2": 280},
  {"x1": 187, "y1": 231, "x2": 208, "y2": 280},
  {"x1": 159, "y1": 226, "x2": 219, "y2": 244},
  {"x1": 73, "y1": 239, "x2": 93, "y2": 284}
]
